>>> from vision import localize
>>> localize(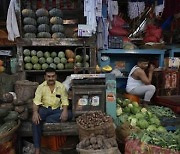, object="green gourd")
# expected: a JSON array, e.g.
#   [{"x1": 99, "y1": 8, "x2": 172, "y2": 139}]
[
  {"x1": 38, "y1": 24, "x2": 50, "y2": 32},
  {"x1": 51, "y1": 24, "x2": 64, "y2": 33},
  {"x1": 50, "y1": 17, "x2": 63, "y2": 24},
  {"x1": 3, "y1": 111, "x2": 19, "y2": 121},
  {"x1": 23, "y1": 25, "x2": 37, "y2": 33},
  {"x1": 36, "y1": 8, "x2": 49, "y2": 17},
  {"x1": 52, "y1": 32, "x2": 64, "y2": 38},
  {"x1": 23, "y1": 17, "x2": 37, "y2": 26},
  {"x1": 24, "y1": 33, "x2": 36, "y2": 38},
  {"x1": 49, "y1": 8, "x2": 63, "y2": 17},
  {"x1": 37, "y1": 16, "x2": 49, "y2": 25},
  {"x1": 22, "y1": 9, "x2": 35, "y2": 18},
  {"x1": 37, "y1": 32, "x2": 51, "y2": 38}
]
